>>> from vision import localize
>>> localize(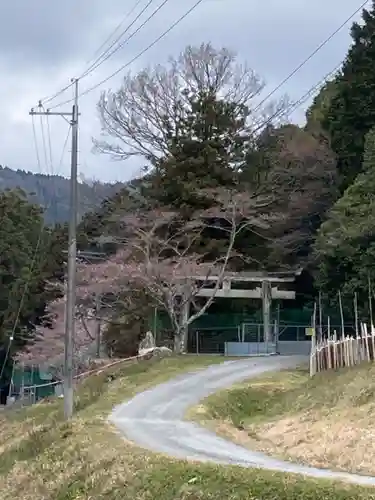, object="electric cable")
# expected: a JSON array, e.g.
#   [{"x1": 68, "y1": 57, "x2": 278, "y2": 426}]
[
  {"x1": 252, "y1": 62, "x2": 343, "y2": 134},
  {"x1": 84, "y1": 0, "x2": 144, "y2": 70},
  {"x1": 40, "y1": 81, "x2": 75, "y2": 107},
  {"x1": 0, "y1": 122, "x2": 71, "y2": 381},
  {"x1": 80, "y1": 0, "x2": 159, "y2": 80},
  {"x1": 48, "y1": 0, "x2": 205, "y2": 109},
  {"x1": 47, "y1": 0, "x2": 368, "y2": 113},
  {"x1": 39, "y1": 0, "x2": 160, "y2": 107},
  {"x1": 252, "y1": 0, "x2": 370, "y2": 114}
]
